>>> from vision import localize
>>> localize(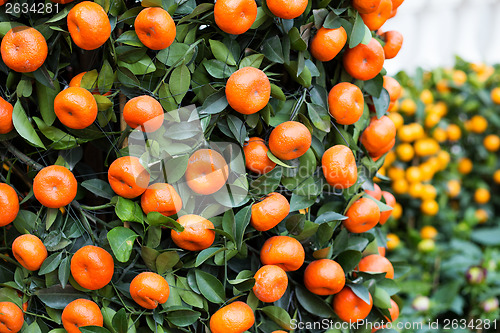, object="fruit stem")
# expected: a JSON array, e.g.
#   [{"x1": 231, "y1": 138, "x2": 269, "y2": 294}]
[
  {"x1": 289, "y1": 88, "x2": 308, "y2": 121},
  {"x1": 79, "y1": 203, "x2": 113, "y2": 211},
  {"x1": 1, "y1": 141, "x2": 43, "y2": 170}
]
